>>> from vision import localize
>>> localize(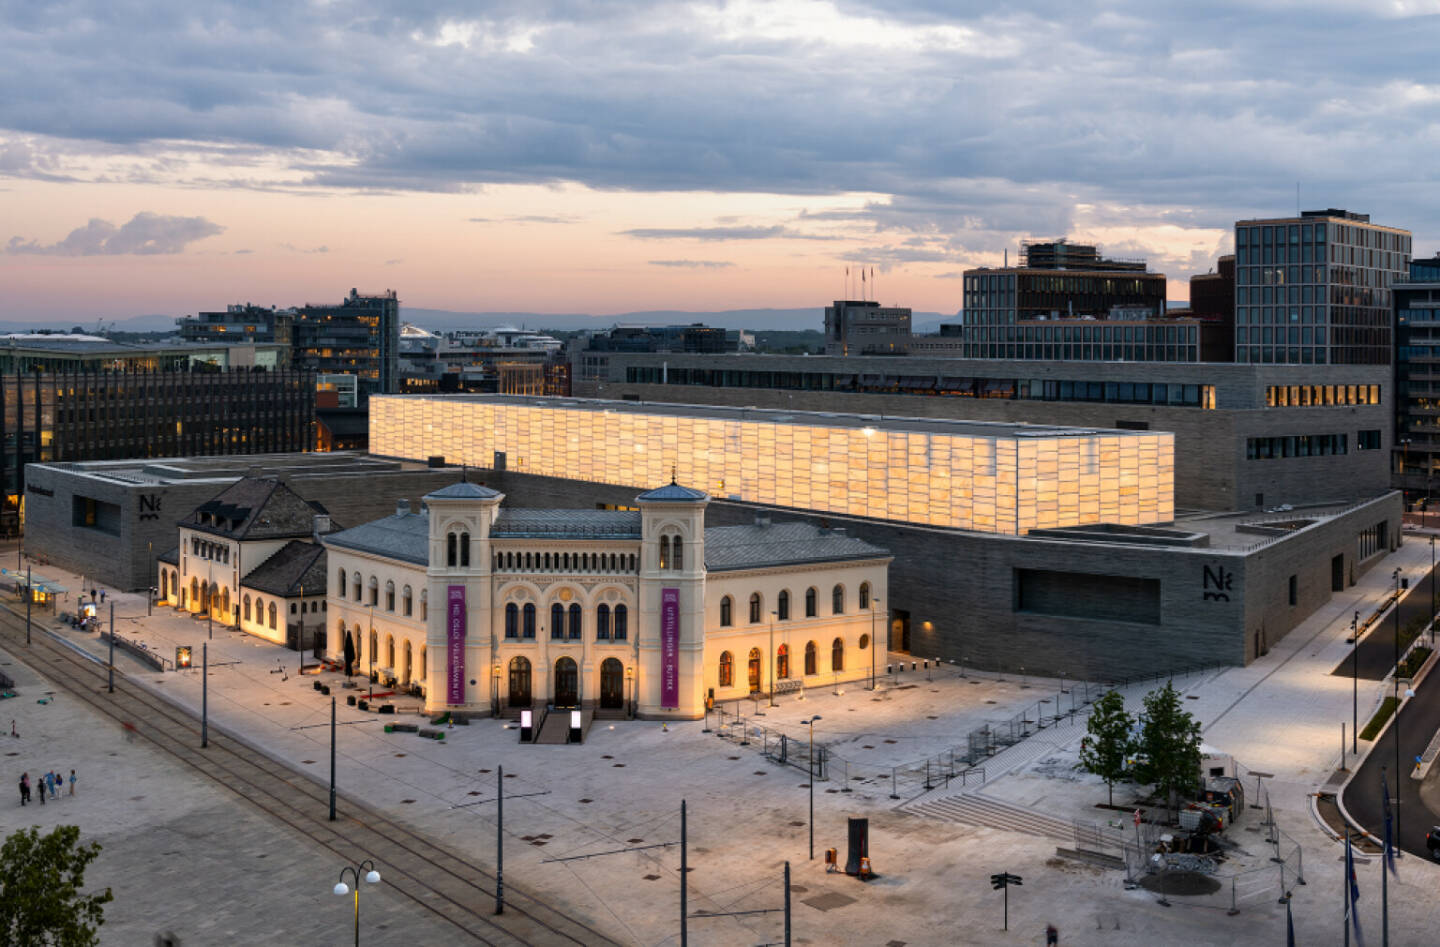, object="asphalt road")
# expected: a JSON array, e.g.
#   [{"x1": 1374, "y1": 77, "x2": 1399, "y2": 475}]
[
  {"x1": 1341, "y1": 649, "x2": 1440, "y2": 860},
  {"x1": 1332, "y1": 559, "x2": 1439, "y2": 681}
]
